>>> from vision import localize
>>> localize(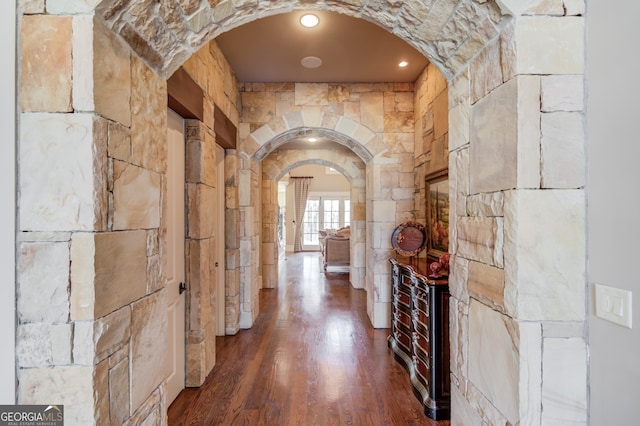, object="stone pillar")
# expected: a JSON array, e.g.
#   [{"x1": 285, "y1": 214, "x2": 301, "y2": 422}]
[
  {"x1": 224, "y1": 150, "x2": 241, "y2": 335},
  {"x1": 262, "y1": 179, "x2": 279, "y2": 288},
  {"x1": 448, "y1": 13, "x2": 587, "y2": 423},
  {"x1": 18, "y1": 12, "x2": 170, "y2": 426},
  {"x1": 184, "y1": 120, "x2": 218, "y2": 386}
]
